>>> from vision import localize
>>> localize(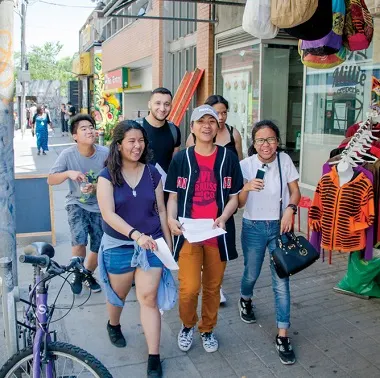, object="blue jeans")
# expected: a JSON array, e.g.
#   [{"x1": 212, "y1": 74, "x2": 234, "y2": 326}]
[{"x1": 240, "y1": 219, "x2": 290, "y2": 329}]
